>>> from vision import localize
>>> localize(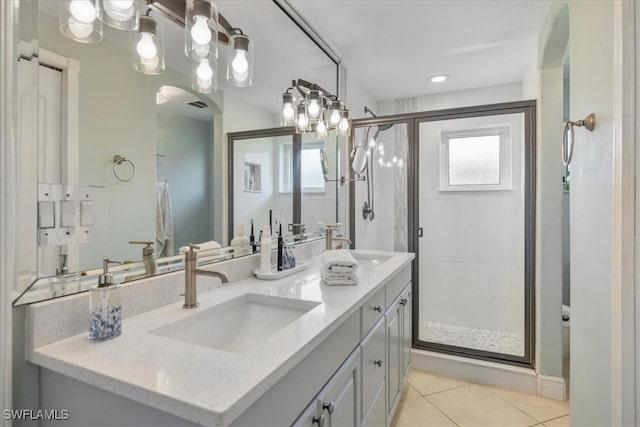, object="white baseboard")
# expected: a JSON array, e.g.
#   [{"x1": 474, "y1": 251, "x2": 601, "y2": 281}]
[
  {"x1": 537, "y1": 374, "x2": 567, "y2": 400},
  {"x1": 412, "y1": 349, "x2": 567, "y2": 400}
]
